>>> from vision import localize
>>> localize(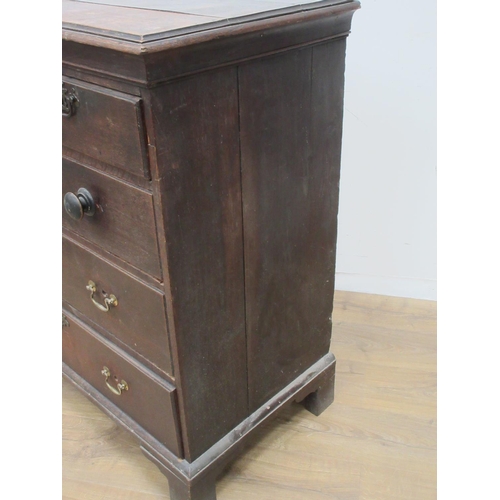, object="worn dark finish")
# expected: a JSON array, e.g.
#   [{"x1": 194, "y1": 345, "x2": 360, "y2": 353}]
[
  {"x1": 72, "y1": 0, "x2": 346, "y2": 22},
  {"x1": 62, "y1": 2, "x2": 359, "y2": 86},
  {"x1": 64, "y1": 351, "x2": 336, "y2": 499},
  {"x1": 62, "y1": 158, "x2": 161, "y2": 278},
  {"x1": 240, "y1": 39, "x2": 347, "y2": 411},
  {"x1": 62, "y1": 77, "x2": 150, "y2": 178},
  {"x1": 142, "y1": 5, "x2": 357, "y2": 86},
  {"x1": 62, "y1": 1, "x2": 359, "y2": 498},
  {"x1": 63, "y1": 0, "x2": 354, "y2": 44},
  {"x1": 148, "y1": 69, "x2": 248, "y2": 462},
  {"x1": 62, "y1": 311, "x2": 182, "y2": 455},
  {"x1": 62, "y1": 235, "x2": 172, "y2": 375},
  {"x1": 142, "y1": 354, "x2": 337, "y2": 497},
  {"x1": 62, "y1": 146, "x2": 152, "y2": 190},
  {"x1": 62, "y1": 227, "x2": 162, "y2": 289},
  {"x1": 301, "y1": 367, "x2": 336, "y2": 416},
  {"x1": 167, "y1": 473, "x2": 217, "y2": 500}
]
